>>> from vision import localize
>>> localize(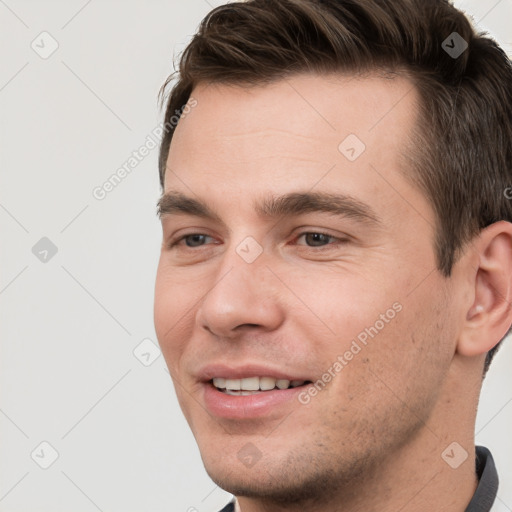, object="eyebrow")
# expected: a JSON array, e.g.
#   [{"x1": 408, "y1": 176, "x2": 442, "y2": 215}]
[{"x1": 157, "y1": 190, "x2": 381, "y2": 226}]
